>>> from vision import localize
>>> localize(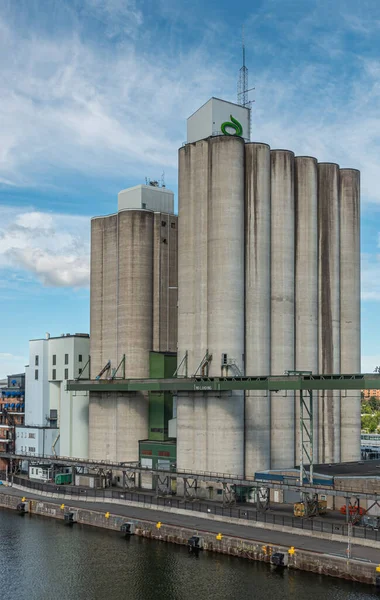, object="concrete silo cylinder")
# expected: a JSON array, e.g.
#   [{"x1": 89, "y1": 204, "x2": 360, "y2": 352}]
[
  {"x1": 207, "y1": 136, "x2": 245, "y2": 475},
  {"x1": 245, "y1": 142, "x2": 271, "y2": 475},
  {"x1": 318, "y1": 163, "x2": 340, "y2": 463},
  {"x1": 270, "y1": 150, "x2": 295, "y2": 469},
  {"x1": 340, "y1": 168, "x2": 361, "y2": 462},
  {"x1": 294, "y1": 156, "x2": 319, "y2": 465}
]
